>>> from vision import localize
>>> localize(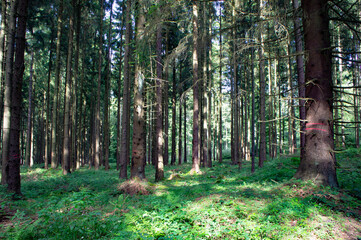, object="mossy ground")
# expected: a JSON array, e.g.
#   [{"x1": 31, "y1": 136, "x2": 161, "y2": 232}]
[{"x1": 0, "y1": 149, "x2": 360, "y2": 239}]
